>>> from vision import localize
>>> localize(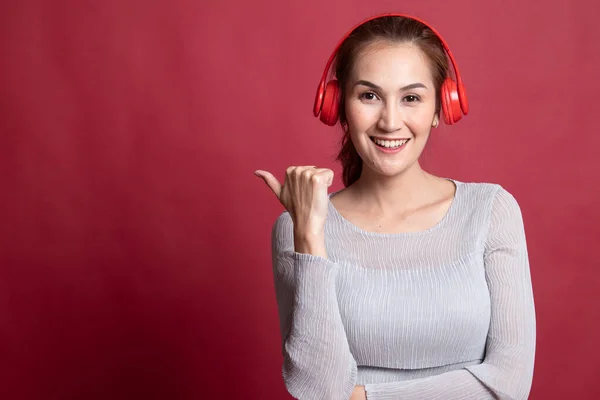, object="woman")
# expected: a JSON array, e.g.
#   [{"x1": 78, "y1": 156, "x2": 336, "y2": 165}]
[{"x1": 255, "y1": 14, "x2": 536, "y2": 400}]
